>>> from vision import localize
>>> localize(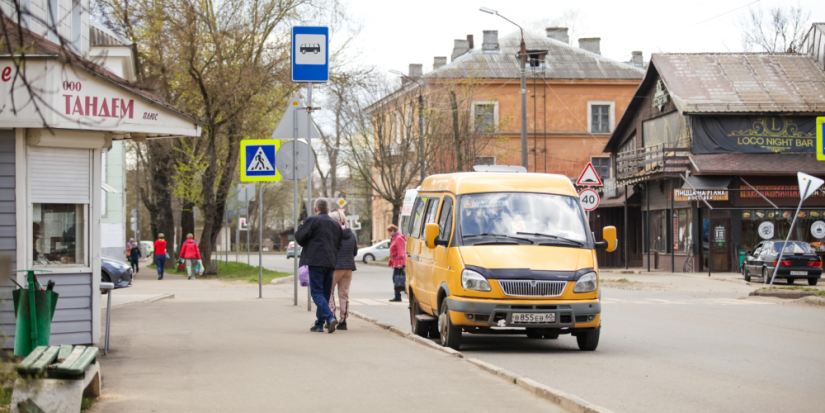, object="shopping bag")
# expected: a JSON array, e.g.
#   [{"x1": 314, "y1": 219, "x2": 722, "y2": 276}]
[
  {"x1": 196, "y1": 260, "x2": 203, "y2": 275},
  {"x1": 299, "y1": 265, "x2": 309, "y2": 287}
]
